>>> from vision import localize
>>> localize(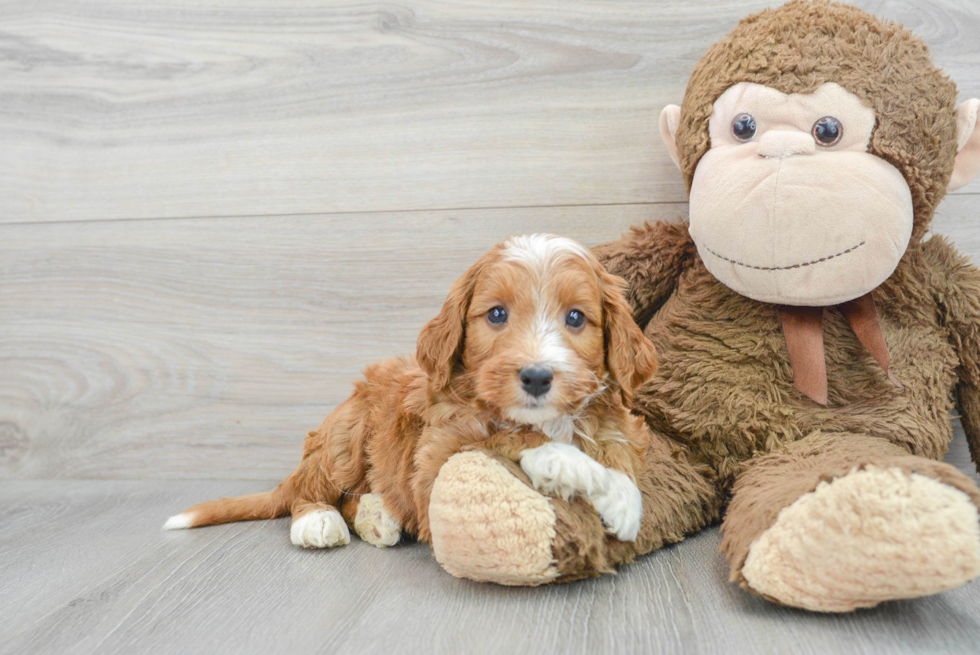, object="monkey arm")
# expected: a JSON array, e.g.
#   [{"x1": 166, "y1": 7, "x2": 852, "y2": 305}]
[
  {"x1": 427, "y1": 428, "x2": 721, "y2": 585},
  {"x1": 921, "y1": 236, "x2": 980, "y2": 472},
  {"x1": 592, "y1": 220, "x2": 696, "y2": 330}
]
